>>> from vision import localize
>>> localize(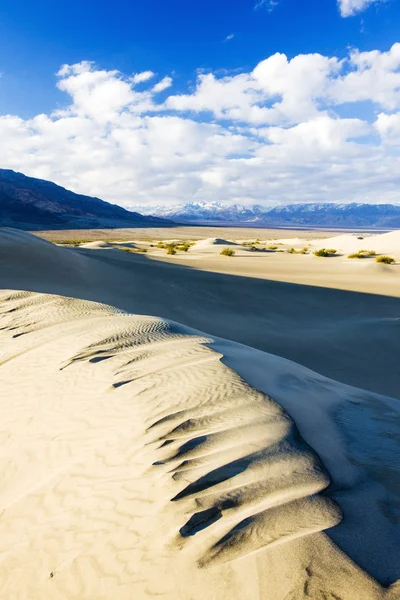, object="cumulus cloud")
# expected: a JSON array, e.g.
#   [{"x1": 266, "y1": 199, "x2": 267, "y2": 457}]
[
  {"x1": 375, "y1": 111, "x2": 400, "y2": 143},
  {"x1": 338, "y1": 0, "x2": 384, "y2": 17},
  {"x1": 1, "y1": 46, "x2": 400, "y2": 208},
  {"x1": 152, "y1": 76, "x2": 173, "y2": 93},
  {"x1": 131, "y1": 71, "x2": 155, "y2": 84}
]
